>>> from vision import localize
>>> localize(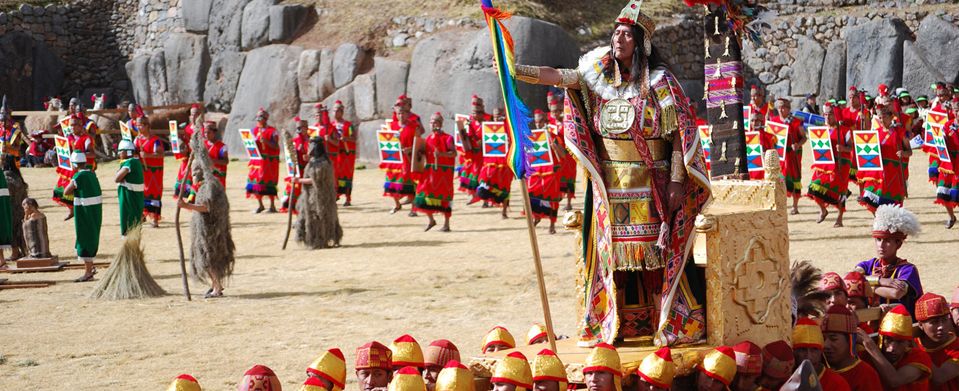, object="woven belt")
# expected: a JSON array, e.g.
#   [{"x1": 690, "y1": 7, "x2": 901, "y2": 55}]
[
  {"x1": 119, "y1": 182, "x2": 144, "y2": 192},
  {"x1": 73, "y1": 196, "x2": 102, "y2": 206},
  {"x1": 601, "y1": 138, "x2": 669, "y2": 162},
  {"x1": 0, "y1": 188, "x2": 8, "y2": 196}
]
